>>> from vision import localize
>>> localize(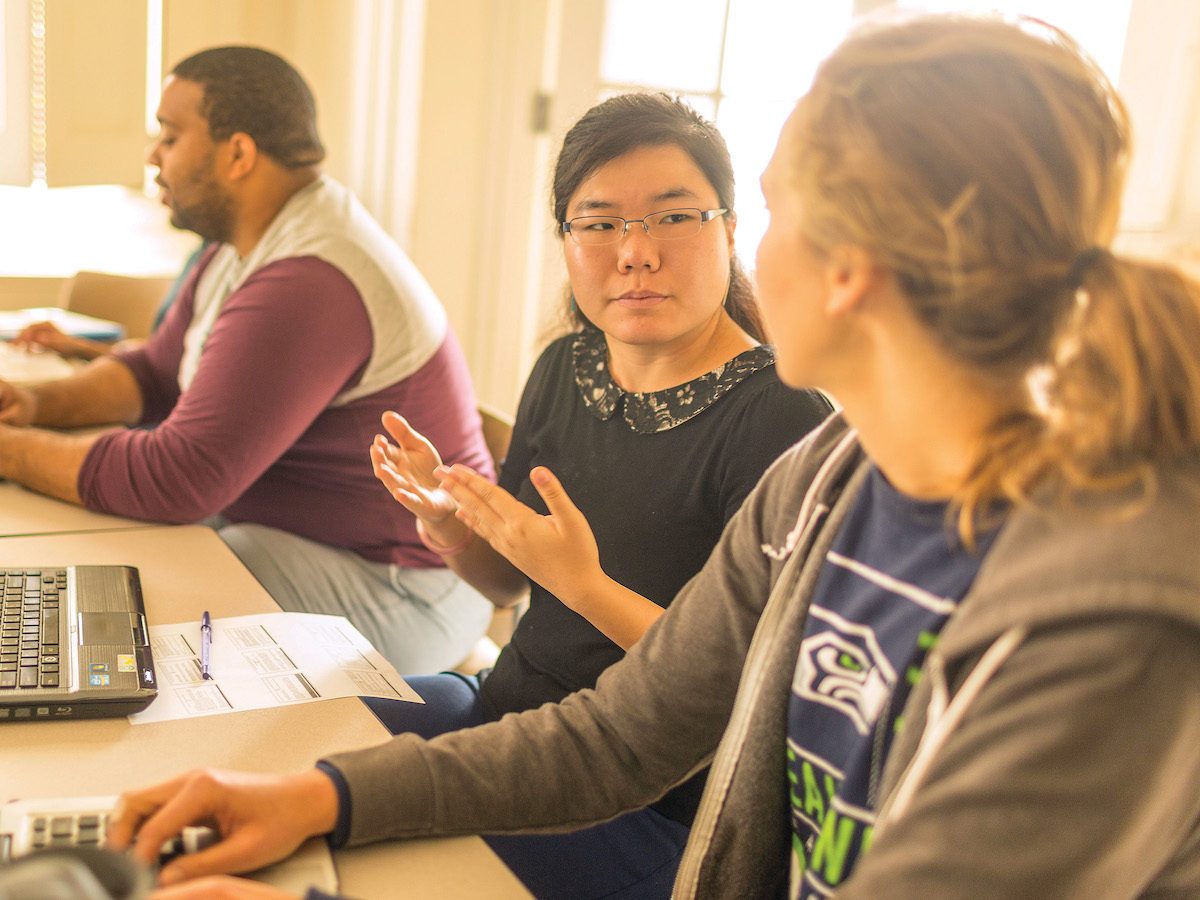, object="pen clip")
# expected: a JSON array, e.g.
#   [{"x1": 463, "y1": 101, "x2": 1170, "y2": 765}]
[{"x1": 200, "y1": 610, "x2": 213, "y2": 680}]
